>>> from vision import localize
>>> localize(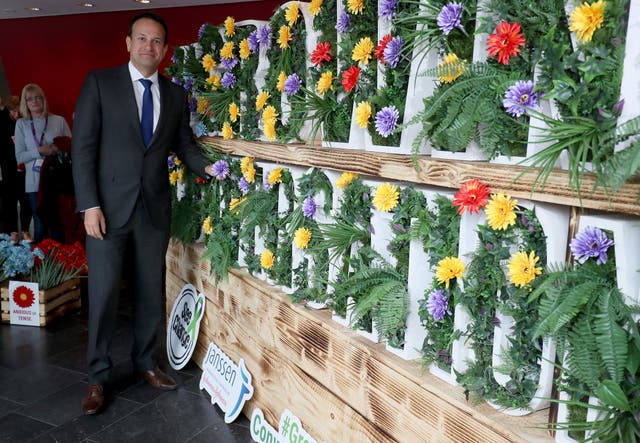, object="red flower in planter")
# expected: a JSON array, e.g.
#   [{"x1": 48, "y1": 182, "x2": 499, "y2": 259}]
[
  {"x1": 453, "y1": 178, "x2": 490, "y2": 215},
  {"x1": 375, "y1": 34, "x2": 393, "y2": 64},
  {"x1": 341, "y1": 66, "x2": 361, "y2": 93},
  {"x1": 311, "y1": 41, "x2": 332, "y2": 67},
  {"x1": 486, "y1": 21, "x2": 525, "y2": 65},
  {"x1": 13, "y1": 286, "x2": 35, "y2": 308}
]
